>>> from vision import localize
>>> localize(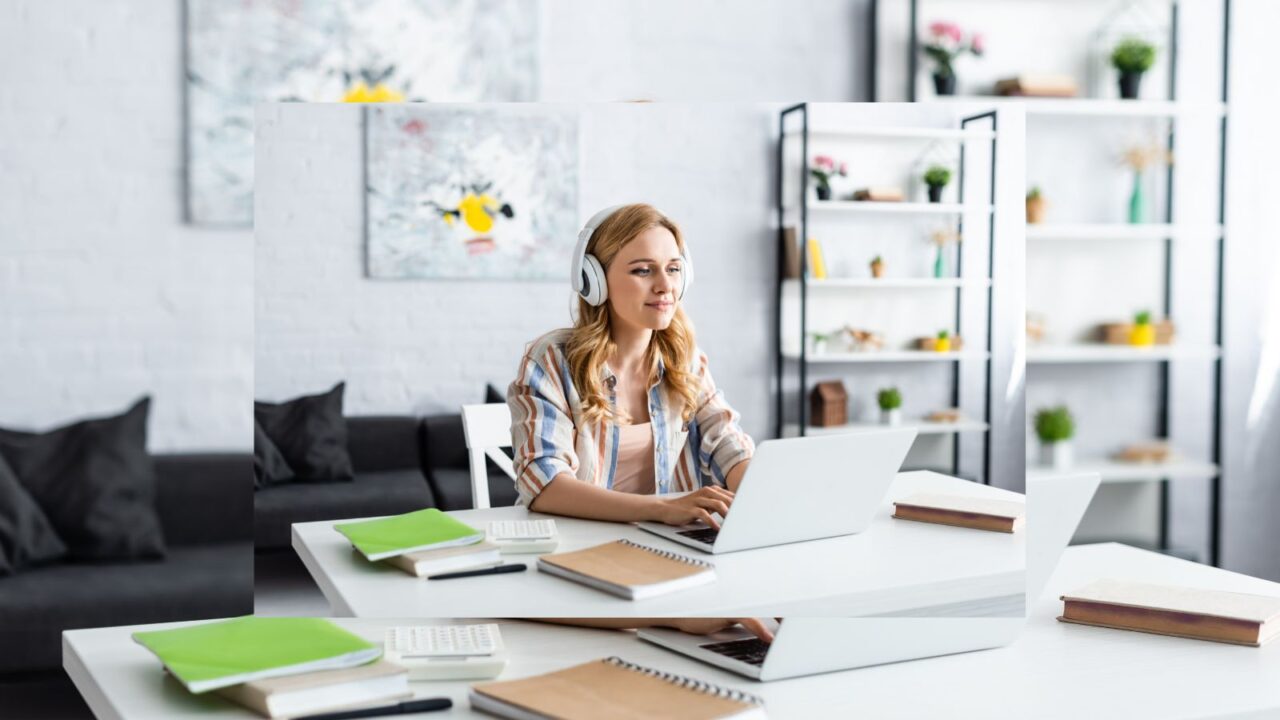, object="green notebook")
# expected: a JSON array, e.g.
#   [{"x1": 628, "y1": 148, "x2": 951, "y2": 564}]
[
  {"x1": 334, "y1": 507, "x2": 484, "y2": 561},
  {"x1": 132, "y1": 617, "x2": 381, "y2": 694}
]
